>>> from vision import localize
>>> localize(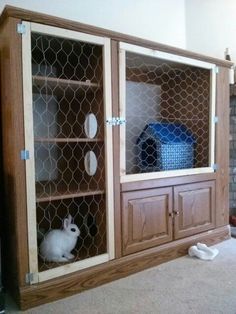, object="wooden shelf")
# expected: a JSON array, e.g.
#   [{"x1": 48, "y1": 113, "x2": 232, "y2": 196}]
[
  {"x1": 32, "y1": 75, "x2": 101, "y2": 92},
  {"x1": 34, "y1": 137, "x2": 103, "y2": 143},
  {"x1": 36, "y1": 188, "x2": 105, "y2": 203},
  {"x1": 38, "y1": 246, "x2": 106, "y2": 272}
]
